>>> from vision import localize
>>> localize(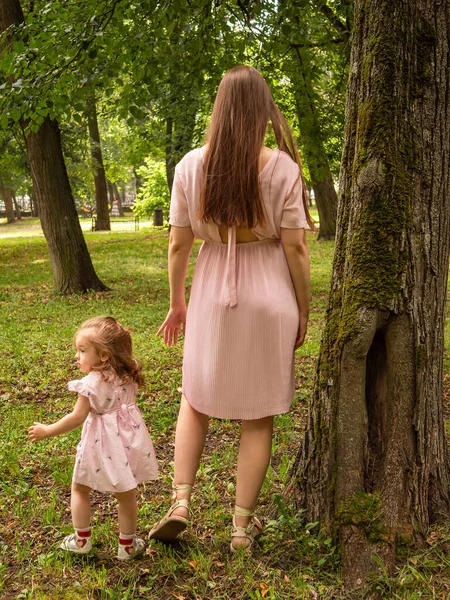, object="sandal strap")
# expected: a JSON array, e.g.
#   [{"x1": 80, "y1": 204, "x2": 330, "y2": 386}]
[
  {"x1": 165, "y1": 498, "x2": 189, "y2": 518},
  {"x1": 234, "y1": 505, "x2": 254, "y2": 517},
  {"x1": 166, "y1": 483, "x2": 192, "y2": 516},
  {"x1": 171, "y1": 483, "x2": 193, "y2": 499}
]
